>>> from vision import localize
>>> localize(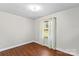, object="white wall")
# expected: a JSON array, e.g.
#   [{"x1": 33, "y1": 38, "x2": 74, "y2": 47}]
[
  {"x1": 35, "y1": 7, "x2": 79, "y2": 55},
  {"x1": 35, "y1": 19, "x2": 41, "y2": 43},
  {"x1": 53, "y1": 7, "x2": 79, "y2": 55},
  {"x1": 0, "y1": 11, "x2": 35, "y2": 51}
]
